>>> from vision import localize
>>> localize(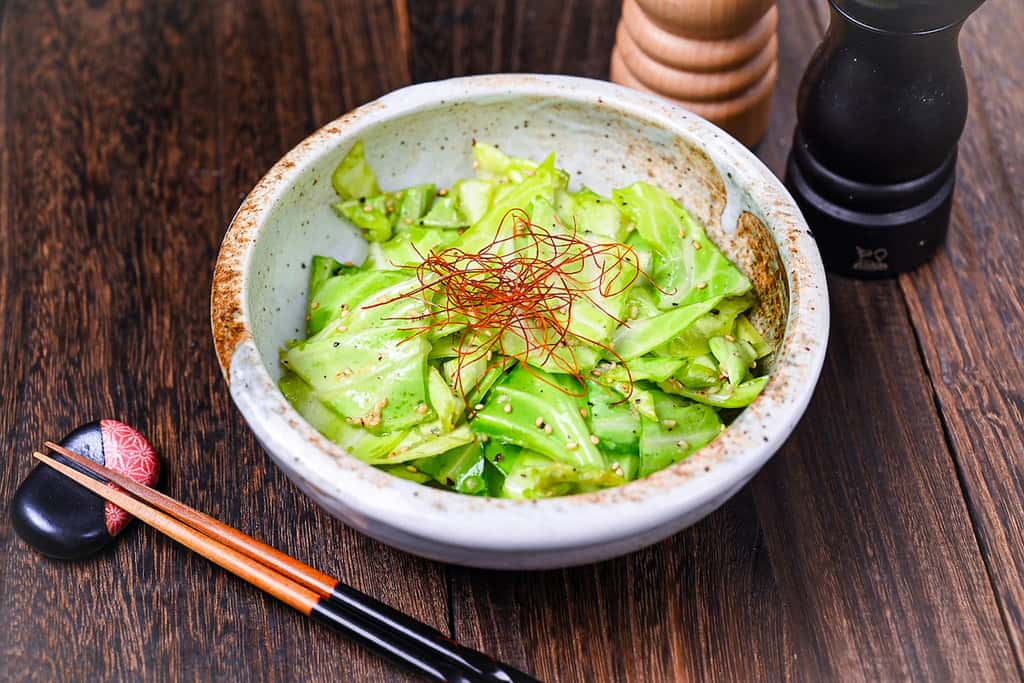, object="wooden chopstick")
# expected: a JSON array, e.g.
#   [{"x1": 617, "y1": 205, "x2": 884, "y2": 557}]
[
  {"x1": 32, "y1": 451, "x2": 475, "y2": 683},
  {"x1": 39, "y1": 444, "x2": 536, "y2": 683},
  {"x1": 44, "y1": 441, "x2": 337, "y2": 594}
]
